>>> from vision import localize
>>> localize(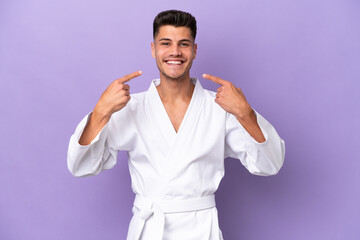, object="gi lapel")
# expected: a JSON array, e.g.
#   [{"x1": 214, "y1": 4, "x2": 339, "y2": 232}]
[
  {"x1": 144, "y1": 78, "x2": 205, "y2": 179},
  {"x1": 145, "y1": 79, "x2": 177, "y2": 147},
  {"x1": 163, "y1": 78, "x2": 205, "y2": 179}
]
